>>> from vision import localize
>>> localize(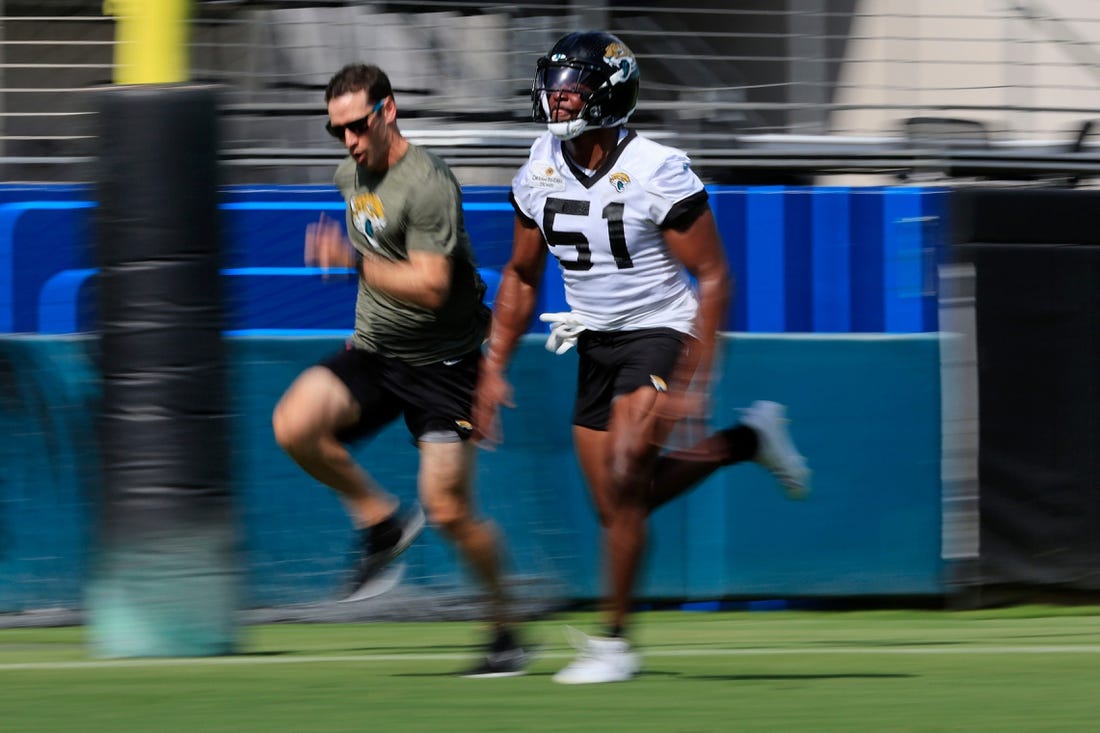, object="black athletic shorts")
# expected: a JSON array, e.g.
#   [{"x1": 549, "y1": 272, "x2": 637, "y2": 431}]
[
  {"x1": 320, "y1": 344, "x2": 480, "y2": 444},
  {"x1": 573, "y1": 327, "x2": 689, "y2": 431}
]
